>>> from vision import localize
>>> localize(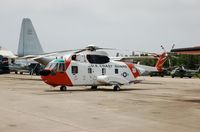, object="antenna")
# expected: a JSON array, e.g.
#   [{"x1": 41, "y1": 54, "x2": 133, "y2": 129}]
[
  {"x1": 161, "y1": 45, "x2": 166, "y2": 52},
  {"x1": 171, "y1": 44, "x2": 175, "y2": 50}
]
